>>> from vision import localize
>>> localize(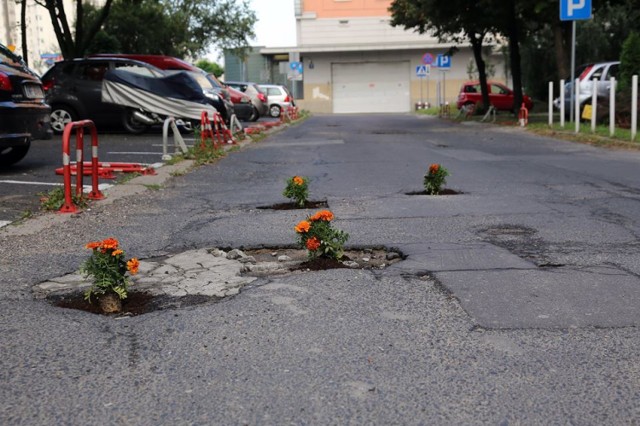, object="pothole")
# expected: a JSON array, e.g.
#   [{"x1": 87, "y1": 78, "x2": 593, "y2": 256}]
[
  {"x1": 36, "y1": 246, "x2": 404, "y2": 316},
  {"x1": 405, "y1": 189, "x2": 462, "y2": 196},
  {"x1": 256, "y1": 200, "x2": 329, "y2": 210}
]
